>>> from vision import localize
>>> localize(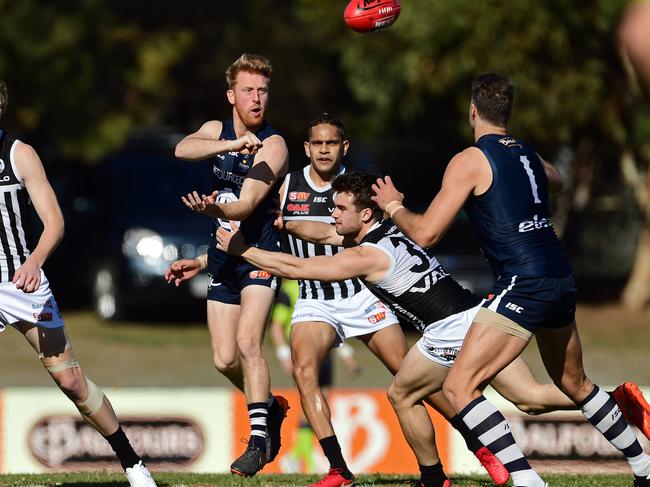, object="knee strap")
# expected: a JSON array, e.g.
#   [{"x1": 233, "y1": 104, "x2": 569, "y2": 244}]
[
  {"x1": 76, "y1": 378, "x2": 105, "y2": 417},
  {"x1": 40, "y1": 346, "x2": 80, "y2": 373}
]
